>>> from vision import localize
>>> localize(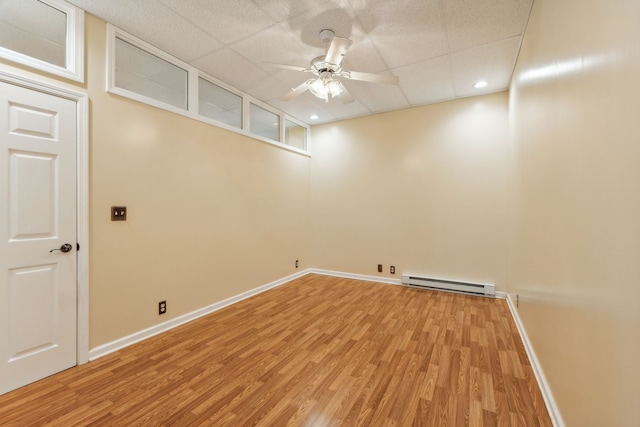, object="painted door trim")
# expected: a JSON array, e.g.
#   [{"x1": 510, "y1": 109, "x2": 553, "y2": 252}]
[{"x1": 0, "y1": 70, "x2": 90, "y2": 365}]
